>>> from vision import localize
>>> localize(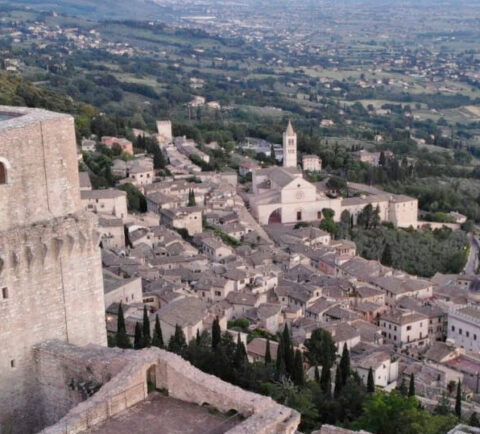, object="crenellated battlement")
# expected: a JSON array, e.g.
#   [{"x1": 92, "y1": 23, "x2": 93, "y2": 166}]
[{"x1": 0, "y1": 212, "x2": 100, "y2": 276}]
